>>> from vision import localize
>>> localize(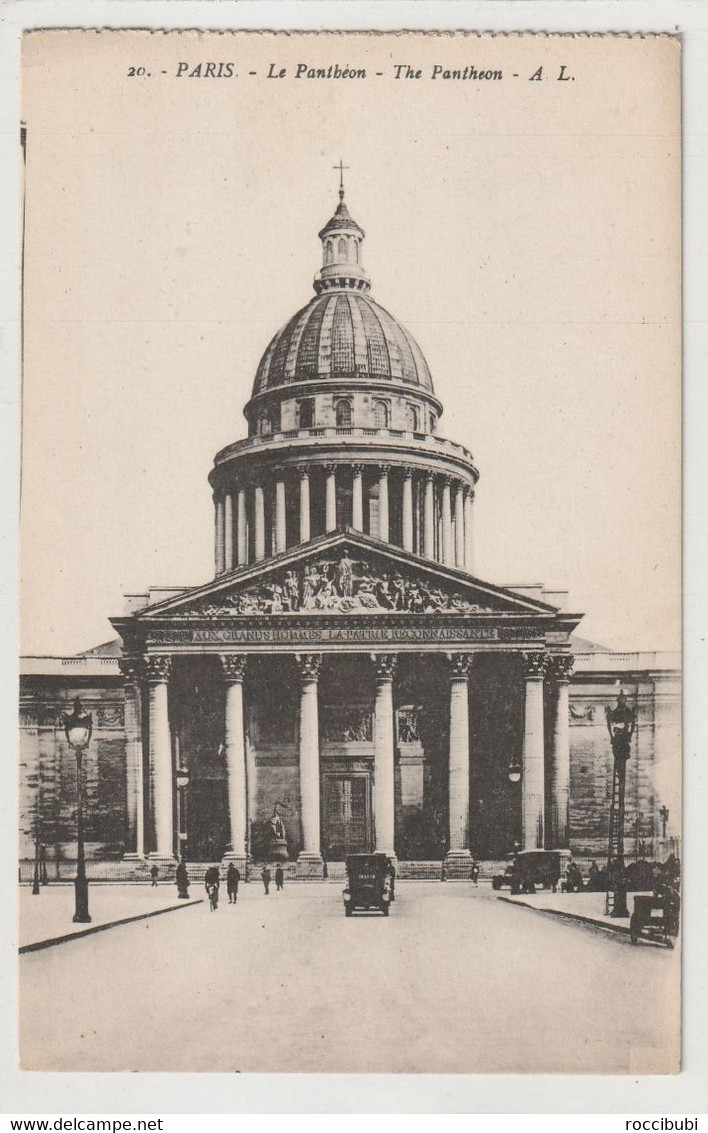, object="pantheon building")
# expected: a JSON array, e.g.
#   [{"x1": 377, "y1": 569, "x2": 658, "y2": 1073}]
[{"x1": 19, "y1": 186, "x2": 680, "y2": 879}]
